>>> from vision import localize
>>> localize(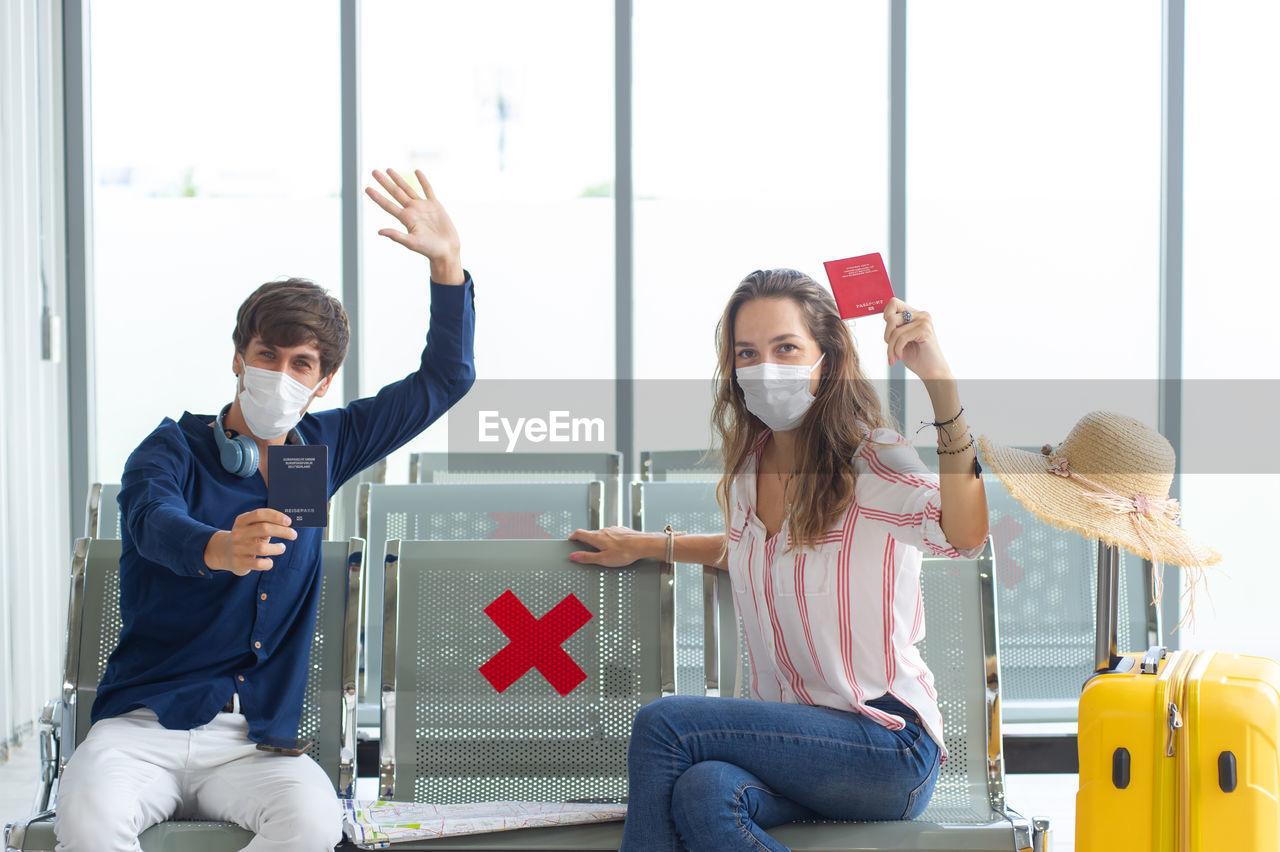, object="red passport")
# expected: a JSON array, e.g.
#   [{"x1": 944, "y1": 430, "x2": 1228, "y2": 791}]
[{"x1": 823, "y1": 252, "x2": 895, "y2": 319}]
